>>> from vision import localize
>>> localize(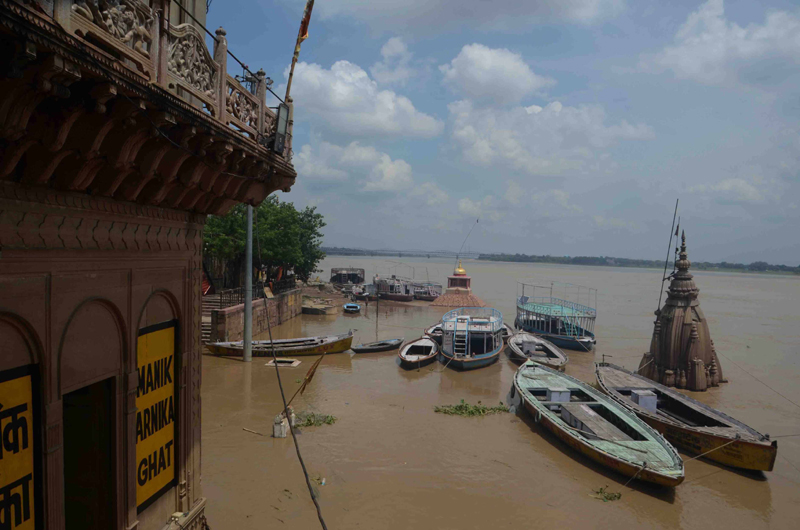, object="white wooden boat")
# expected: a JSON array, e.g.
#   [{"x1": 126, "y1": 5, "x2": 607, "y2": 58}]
[
  {"x1": 506, "y1": 332, "x2": 568, "y2": 371},
  {"x1": 398, "y1": 337, "x2": 439, "y2": 369}
]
